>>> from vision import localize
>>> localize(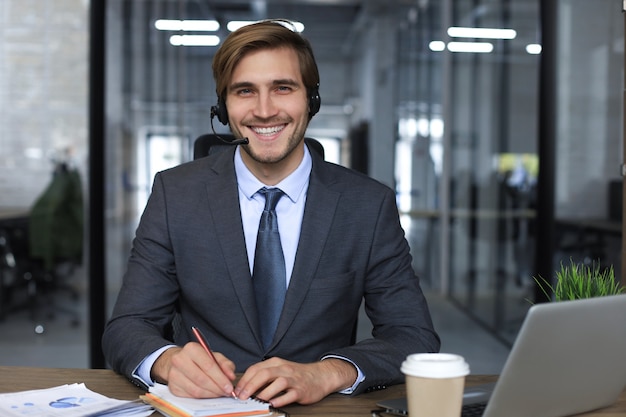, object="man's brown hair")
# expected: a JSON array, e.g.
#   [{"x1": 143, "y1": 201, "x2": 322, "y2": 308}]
[{"x1": 212, "y1": 19, "x2": 320, "y2": 101}]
